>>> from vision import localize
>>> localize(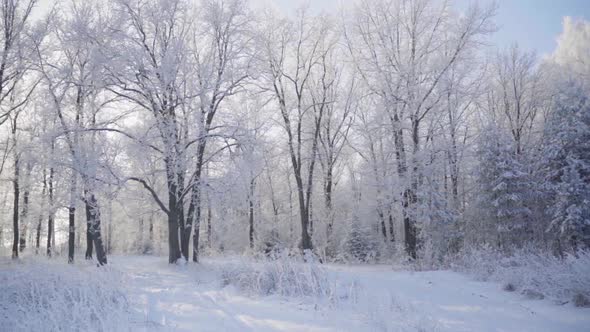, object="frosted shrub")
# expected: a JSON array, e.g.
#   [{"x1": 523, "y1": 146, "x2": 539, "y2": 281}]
[
  {"x1": 453, "y1": 248, "x2": 590, "y2": 305},
  {"x1": 218, "y1": 252, "x2": 437, "y2": 331},
  {"x1": 220, "y1": 251, "x2": 335, "y2": 299},
  {"x1": 0, "y1": 259, "x2": 132, "y2": 331}
]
